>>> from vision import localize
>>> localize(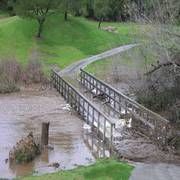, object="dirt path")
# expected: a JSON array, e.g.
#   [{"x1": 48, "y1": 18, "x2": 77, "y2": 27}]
[
  {"x1": 59, "y1": 44, "x2": 138, "y2": 76},
  {"x1": 130, "y1": 163, "x2": 180, "y2": 180}
]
